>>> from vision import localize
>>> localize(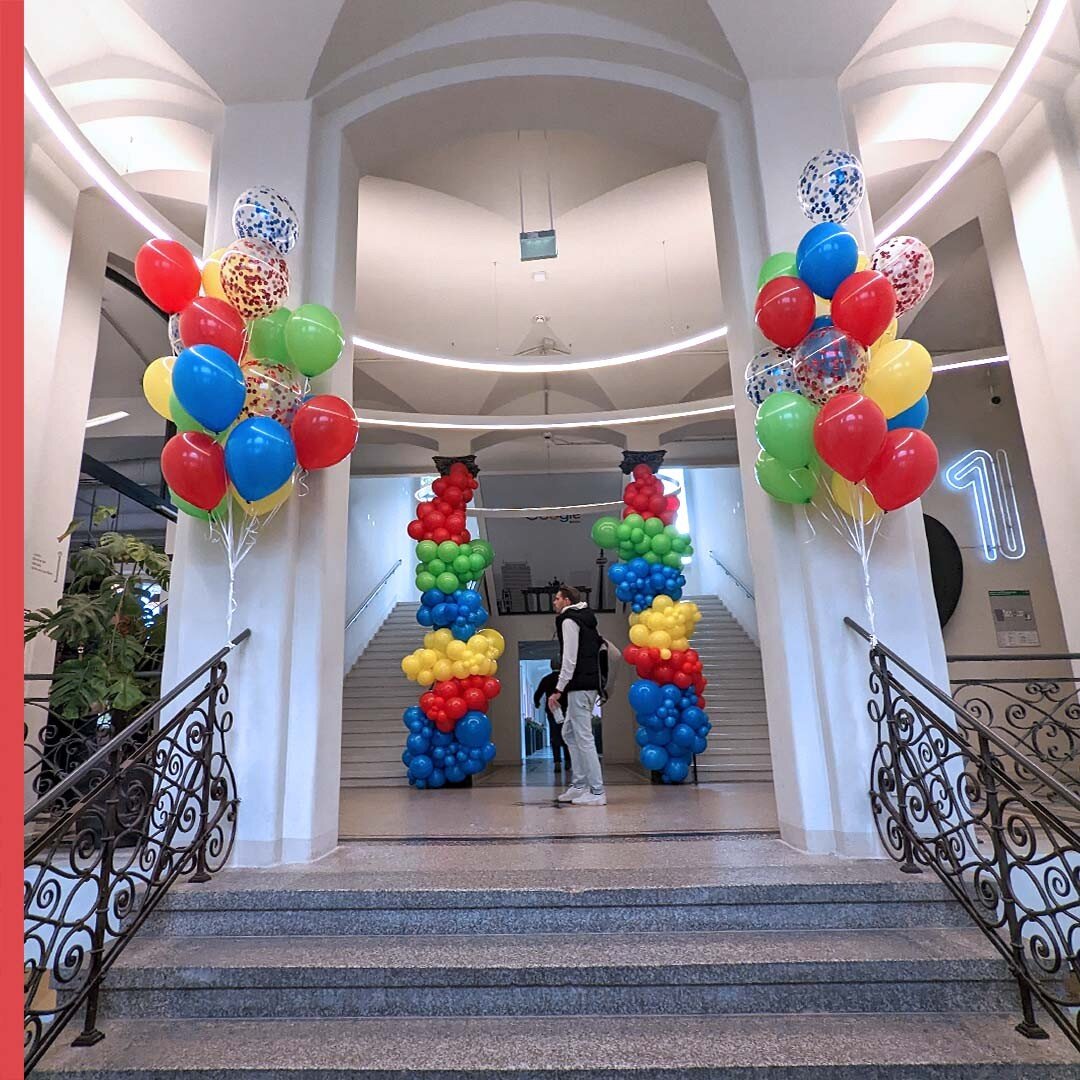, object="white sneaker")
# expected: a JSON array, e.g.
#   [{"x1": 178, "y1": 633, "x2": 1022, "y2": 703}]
[
  {"x1": 571, "y1": 791, "x2": 607, "y2": 806},
  {"x1": 557, "y1": 786, "x2": 587, "y2": 803}
]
